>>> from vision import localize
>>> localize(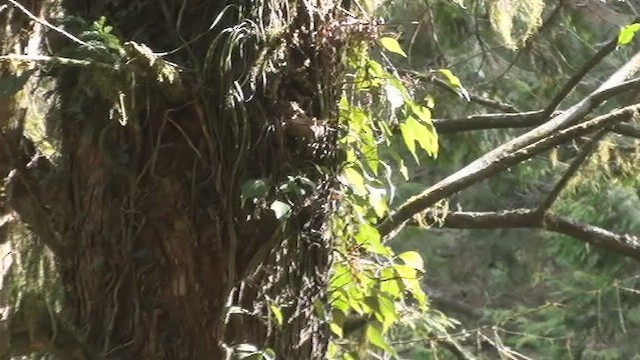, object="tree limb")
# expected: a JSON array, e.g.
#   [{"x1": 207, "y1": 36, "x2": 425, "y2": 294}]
[
  {"x1": 420, "y1": 209, "x2": 640, "y2": 262},
  {"x1": 432, "y1": 109, "x2": 550, "y2": 133},
  {"x1": 535, "y1": 130, "x2": 607, "y2": 217},
  {"x1": 613, "y1": 123, "x2": 640, "y2": 138},
  {"x1": 379, "y1": 47, "x2": 640, "y2": 237},
  {"x1": 542, "y1": 35, "x2": 620, "y2": 117},
  {"x1": 379, "y1": 104, "x2": 640, "y2": 237},
  {"x1": 402, "y1": 69, "x2": 520, "y2": 113}
]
